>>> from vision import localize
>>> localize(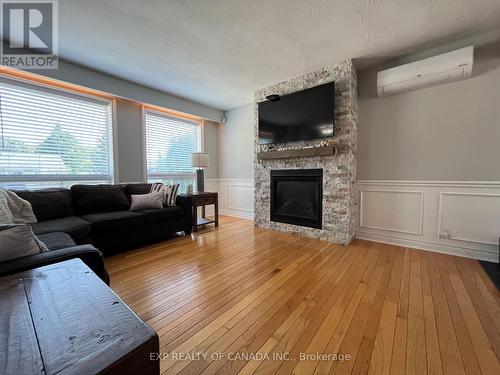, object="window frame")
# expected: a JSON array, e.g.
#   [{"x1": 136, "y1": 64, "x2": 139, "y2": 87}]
[
  {"x1": 141, "y1": 106, "x2": 204, "y2": 184},
  {"x1": 0, "y1": 73, "x2": 117, "y2": 188}
]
